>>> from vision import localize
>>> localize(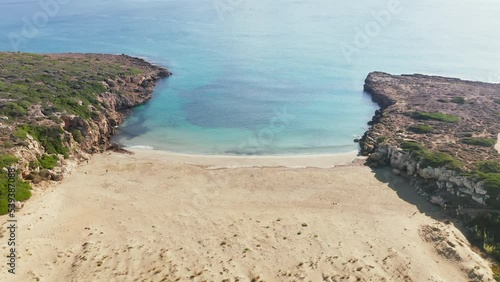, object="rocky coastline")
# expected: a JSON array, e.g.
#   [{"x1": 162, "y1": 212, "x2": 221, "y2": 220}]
[
  {"x1": 359, "y1": 72, "x2": 499, "y2": 209},
  {"x1": 0, "y1": 53, "x2": 171, "y2": 189}
]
